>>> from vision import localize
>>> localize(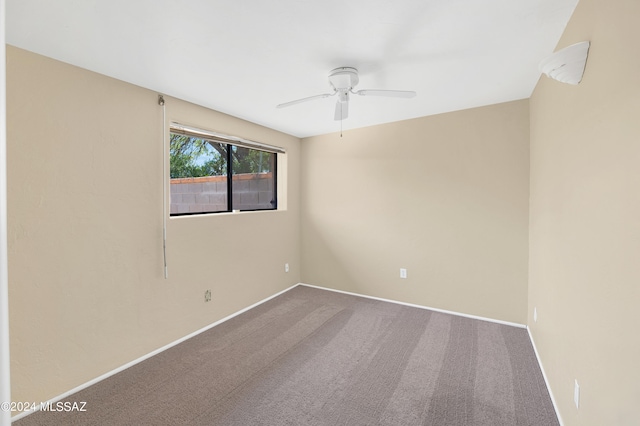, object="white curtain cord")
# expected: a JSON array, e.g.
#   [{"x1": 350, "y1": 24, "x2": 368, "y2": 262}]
[{"x1": 159, "y1": 95, "x2": 168, "y2": 279}]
